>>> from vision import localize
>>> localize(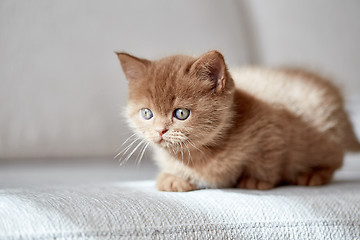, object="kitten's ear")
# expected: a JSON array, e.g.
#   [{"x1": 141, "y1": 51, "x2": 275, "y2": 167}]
[
  {"x1": 115, "y1": 52, "x2": 150, "y2": 81},
  {"x1": 190, "y1": 50, "x2": 227, "y2": 92}
]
